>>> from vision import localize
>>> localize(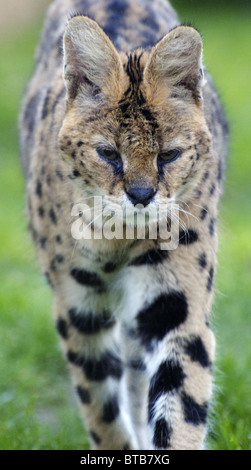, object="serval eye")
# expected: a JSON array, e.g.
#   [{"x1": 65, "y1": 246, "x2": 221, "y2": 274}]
[
  {"x1": 158, "y1": 149, "x2": 181, "y2": 164},
  {"x1": 97, "y1": 147, "x2": 120, "y2": 162}
]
